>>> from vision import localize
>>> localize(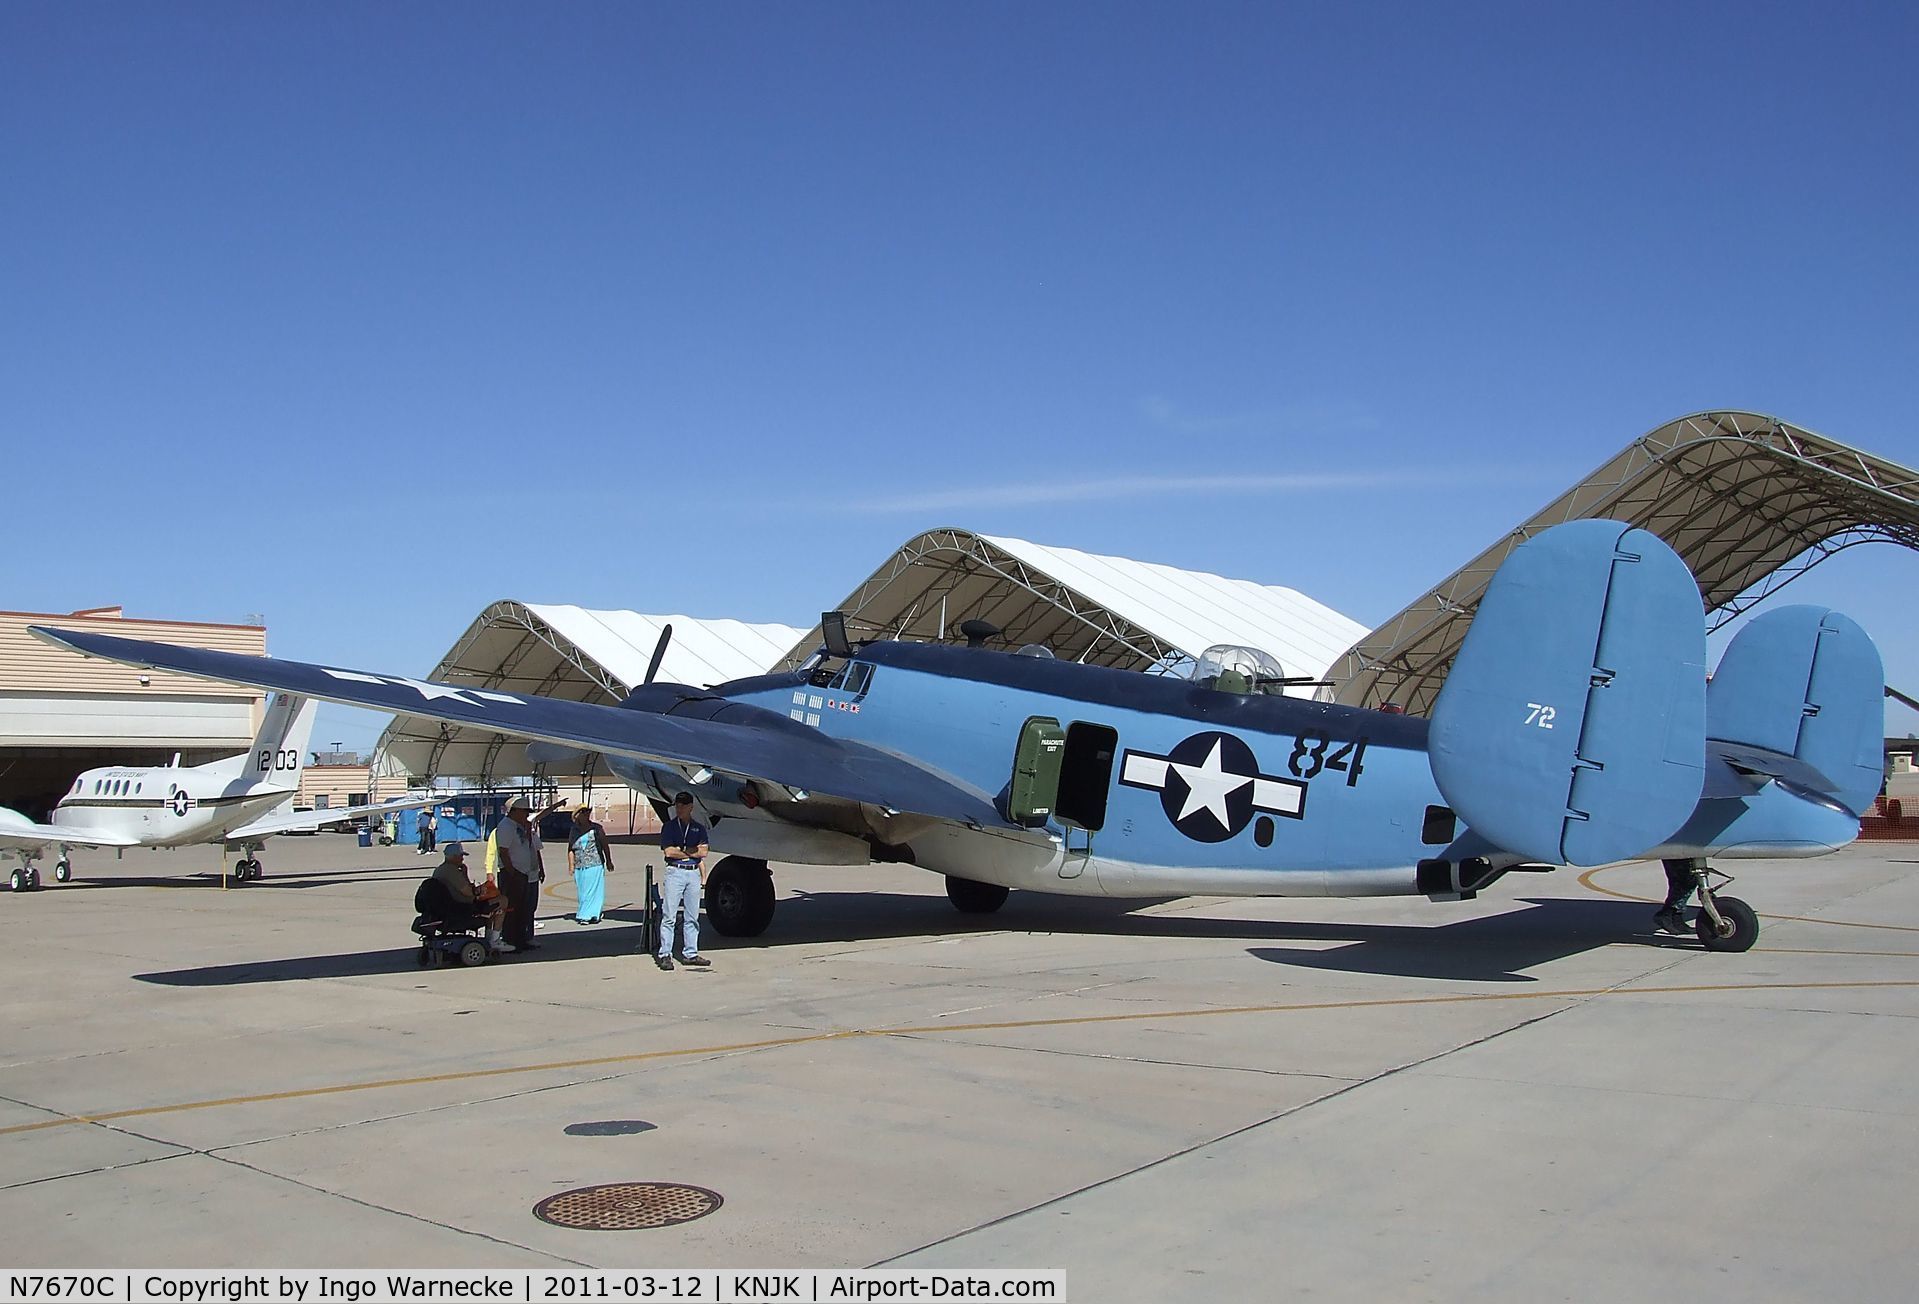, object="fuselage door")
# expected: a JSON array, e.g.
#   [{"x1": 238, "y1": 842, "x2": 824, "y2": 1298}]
[
  {"x1": 1055, "y1": 722, "x2": 1119, "y2": 877},
  {"x1": 1009, "y1": 717, "x2": 1066, "y2": 826}
]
